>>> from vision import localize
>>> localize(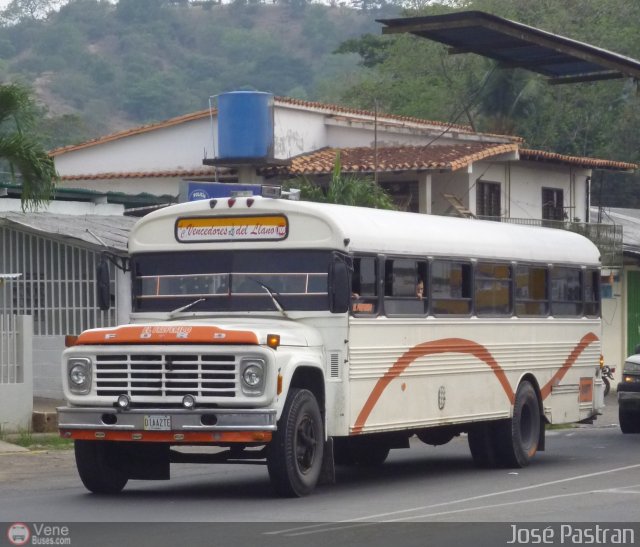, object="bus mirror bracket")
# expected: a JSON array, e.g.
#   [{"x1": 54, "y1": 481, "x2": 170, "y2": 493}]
[
  {"x1": 330, "y1": 260, "x2": 350, "y2": 313},
  {"x1": 96, "y1": 256, "x2": 111, "y2": 311}
]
